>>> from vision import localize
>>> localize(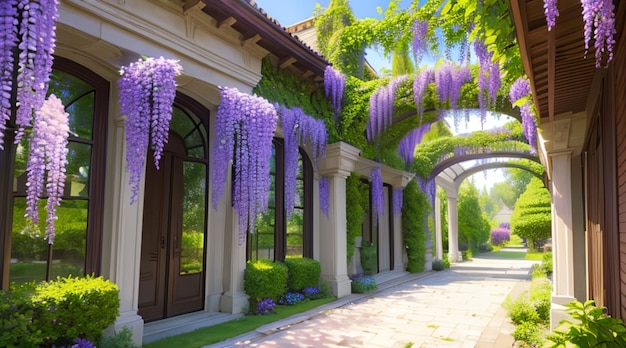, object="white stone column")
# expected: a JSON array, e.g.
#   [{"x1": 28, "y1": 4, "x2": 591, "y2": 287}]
[
  {"x1": 550, "y1": 151, "x2": 576, "y2": 327},
  {"x1": 101, "y1": 117, "x2": 144, "y2": 345},
  {"x1": 319, "y1": 142, "x2": 360, "y2": 298},
  {"x1": 219, "y1": 166, "x2": 248, "y2": 314},
  {"x1": 435, "y1": 195, "x2": 443, "y2": 260},
  {"x1": 446, "y1": 191, "x2": 461, "y2": 262}
]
